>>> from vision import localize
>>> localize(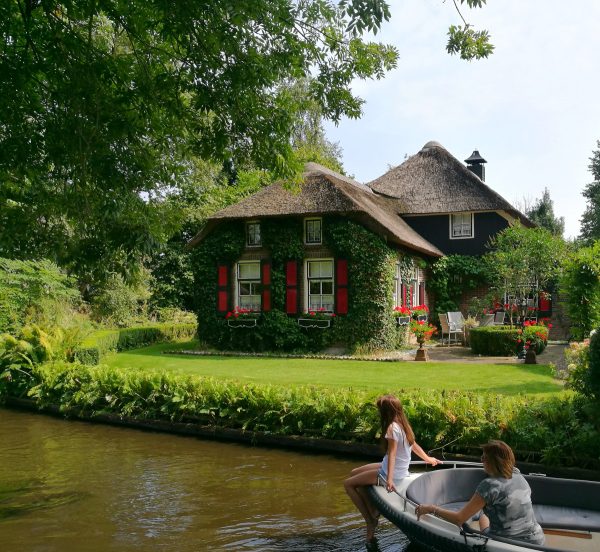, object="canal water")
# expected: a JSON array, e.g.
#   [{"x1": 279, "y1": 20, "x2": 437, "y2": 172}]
[{"x1": 0, "y1": 409, "x2": 417, "y2": 551}]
